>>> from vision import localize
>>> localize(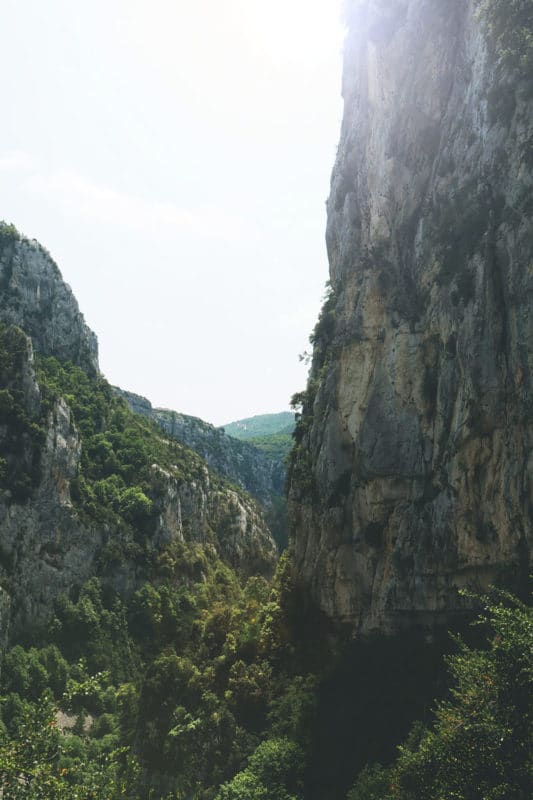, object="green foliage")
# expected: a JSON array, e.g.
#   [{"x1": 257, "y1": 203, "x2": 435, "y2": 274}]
[
  {"x1": 216, "y1": 769, "x2": 271, "y2": 800},
  {"x1": 0, "y1": 325, "x2": 46, "y2": 502},
  {"x1": 308, "y1": 282, "x2": 337, "y2": 361},
  {"x1": 0, "y1": 695, "x2": 137, "y2": 799},
  {"x1": 346, "y1": 764, "x2": 391, "y2": 800},
  {"x1": 222, "y1": 413, "x2": 295, "y2": 441},
  {"x1": 215, "y1": 738, "x2": 304, "y2": 800},
  {"x1": 3, "y1": 541, "x2": 530, "y2": 800},
  {"x1": 0, "y1": 547, "x2": 320, "y2": 799},
  {"x1": 0, "y1": 221, "x2": 20, "y2": 251},
  {"x1": 267, "y1": 675, "x2": 318, "y2": 747},
  {"x1": 346, "y1": 590, "x2": 533, "y2": 800},
  {"x1": 37, "y1": 647, "x2": 70, "y2": 698},
  {"x1": 476, "y1": 0, "x2": 533, "y2": 71},
  {"x1": 34, "y1": 355, "x2": 216, "y2": 548},
  {"x1": 287, "y1": 284, "x2": 337, "y2": 501},
  {"x1": 1, "y1": 647, "x2": 49, "y2": 700},
  {"x1": 51, "y1": 579, "x2": 138, "y2": 681},
  {"x1": 118, "y1": 486, "x2": 153, "y2": 524},
  {"x1": 247, "y1": 433, "x2": 293, "y2": 463},
  {"x1": 126, "y1": 554, "x2": 309, "y2": 795},
  {"x1": 287, "y1": 379, "x2": 321, "y2": 498}
]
